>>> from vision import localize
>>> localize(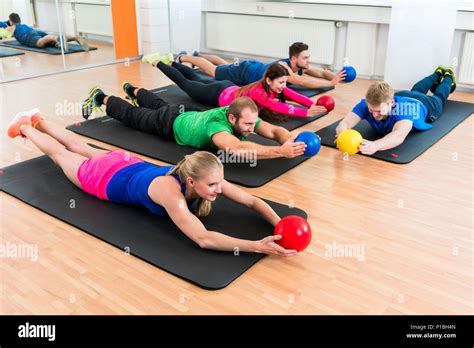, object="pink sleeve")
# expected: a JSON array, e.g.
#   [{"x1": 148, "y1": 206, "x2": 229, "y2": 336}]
[
  {"x1": 283, "y1": 87, "x2": 314, "y2": 108},
  {"x1": 249, "y1": 86, "x2": 308, "y2": 117}
]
